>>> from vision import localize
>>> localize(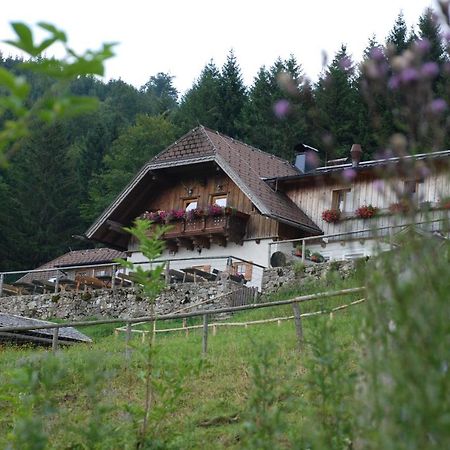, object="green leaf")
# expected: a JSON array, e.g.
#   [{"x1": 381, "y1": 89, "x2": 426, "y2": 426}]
[
  {"x1": 7, "y1": 22, "x2": 36, "y2": 56},
  {"x1": 37, "y1": 22, "x2": 67, "y2": 42}
]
